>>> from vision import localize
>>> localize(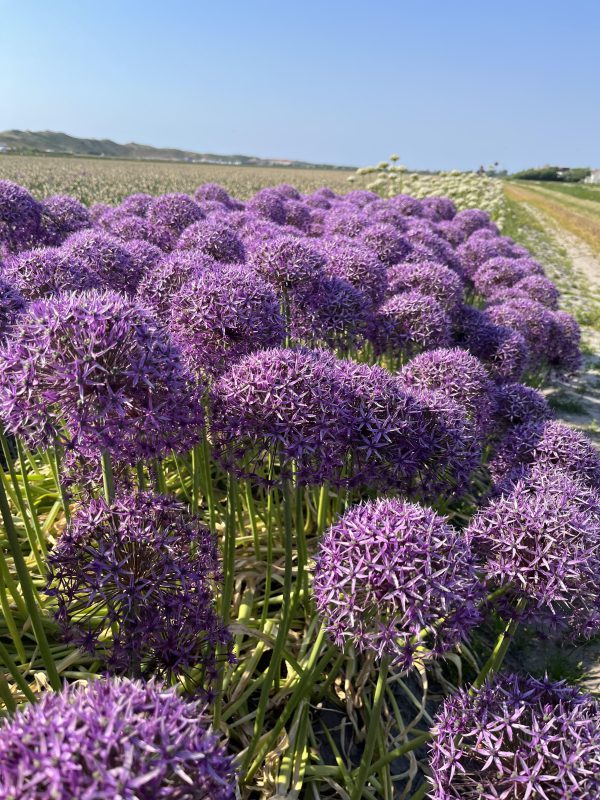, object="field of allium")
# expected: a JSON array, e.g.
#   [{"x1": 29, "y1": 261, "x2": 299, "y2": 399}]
[{"x1": 0, "y1": 164, "x2": 599, "y2": 799}]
